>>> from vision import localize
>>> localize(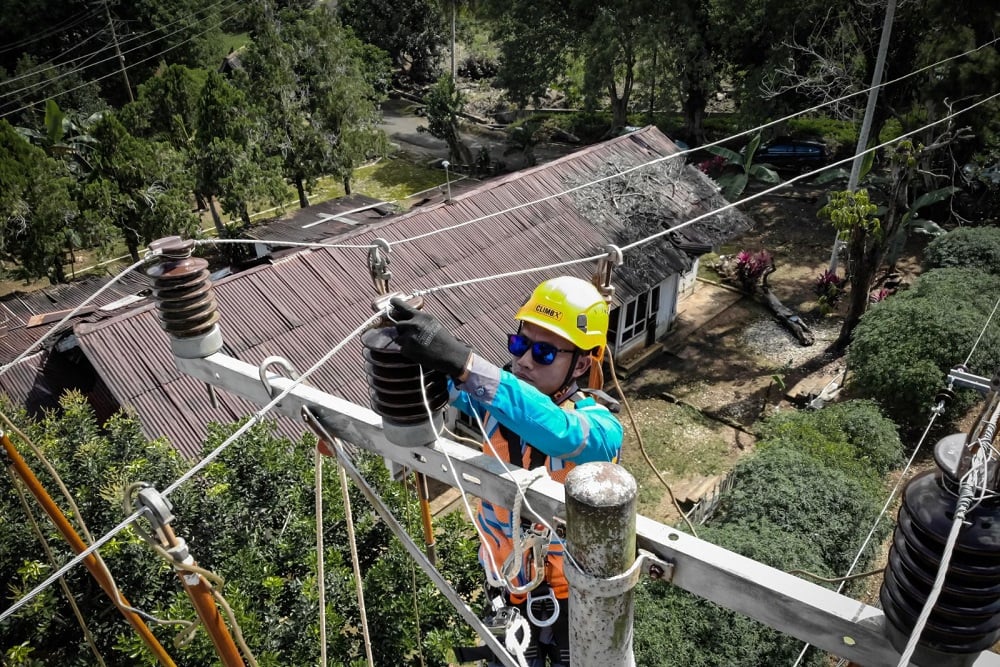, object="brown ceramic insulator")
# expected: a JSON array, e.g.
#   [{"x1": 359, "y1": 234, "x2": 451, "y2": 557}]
[
  {"x1": 147, "y1": 241, "x2": 220, "y2": 339},
  {"x1": 361, "y1": 327, "x2": 449, "y2": 426}
]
